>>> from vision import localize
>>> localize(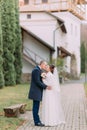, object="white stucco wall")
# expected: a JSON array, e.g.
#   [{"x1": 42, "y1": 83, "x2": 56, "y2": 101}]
[
  {"x1": 23, "y1": 31, "x2": 51, "y2": 62},
  {"x1": 53, "y1": 12, "x2": 81, "y2": 76},
  {"x1": 20, "y1": 11, "x2": 81, "y2": 76},
  {"x1": 22, "y1": 30, "x2": 51, "y2": 73},
  {"x1": 20, "y1": 12, "x2": 59, "y2": 47},
  {"x1": 22, "y1": 59, "x2": 34, "y2": 73}
]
